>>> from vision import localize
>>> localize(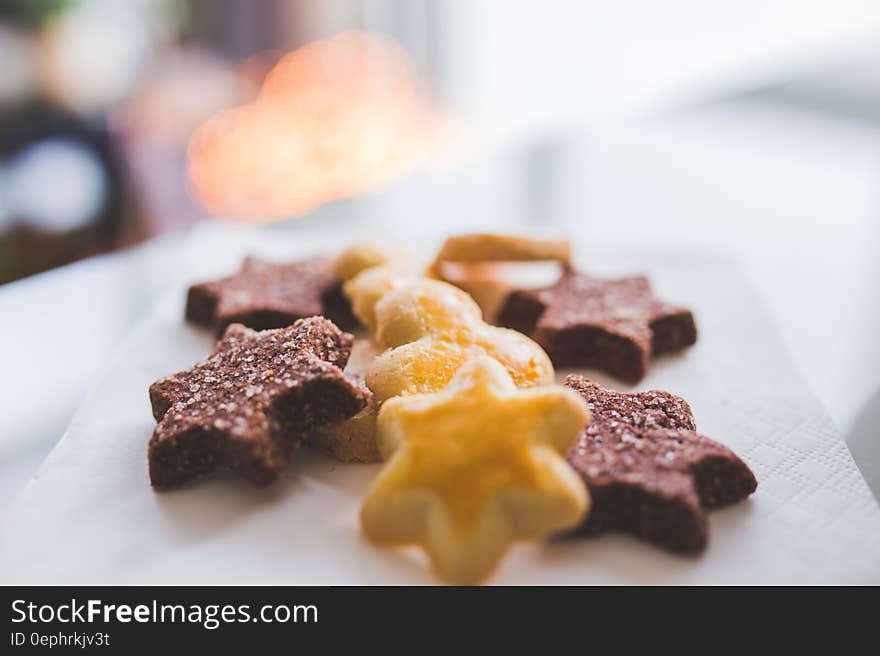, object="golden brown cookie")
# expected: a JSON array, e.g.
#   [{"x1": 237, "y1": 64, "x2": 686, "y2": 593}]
[
  {"x1": 428, "y1": 234, "x2": 573, "y2": 320},
  {"x1": 366, "y1": 279, "x2": 555, "y2": 403},
  {"x1": 361, "y1": 357, "x2": 590, "y2": 584},
  {"x1": 428, "y1": 233, "x2": 572, "y2": 274}
]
